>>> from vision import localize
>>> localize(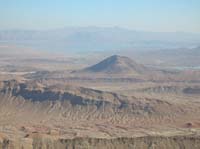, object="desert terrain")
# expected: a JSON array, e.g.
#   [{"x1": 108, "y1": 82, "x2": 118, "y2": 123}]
[{"x1": 0, "y1": 47, "x2": 200, "y2": 148}]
